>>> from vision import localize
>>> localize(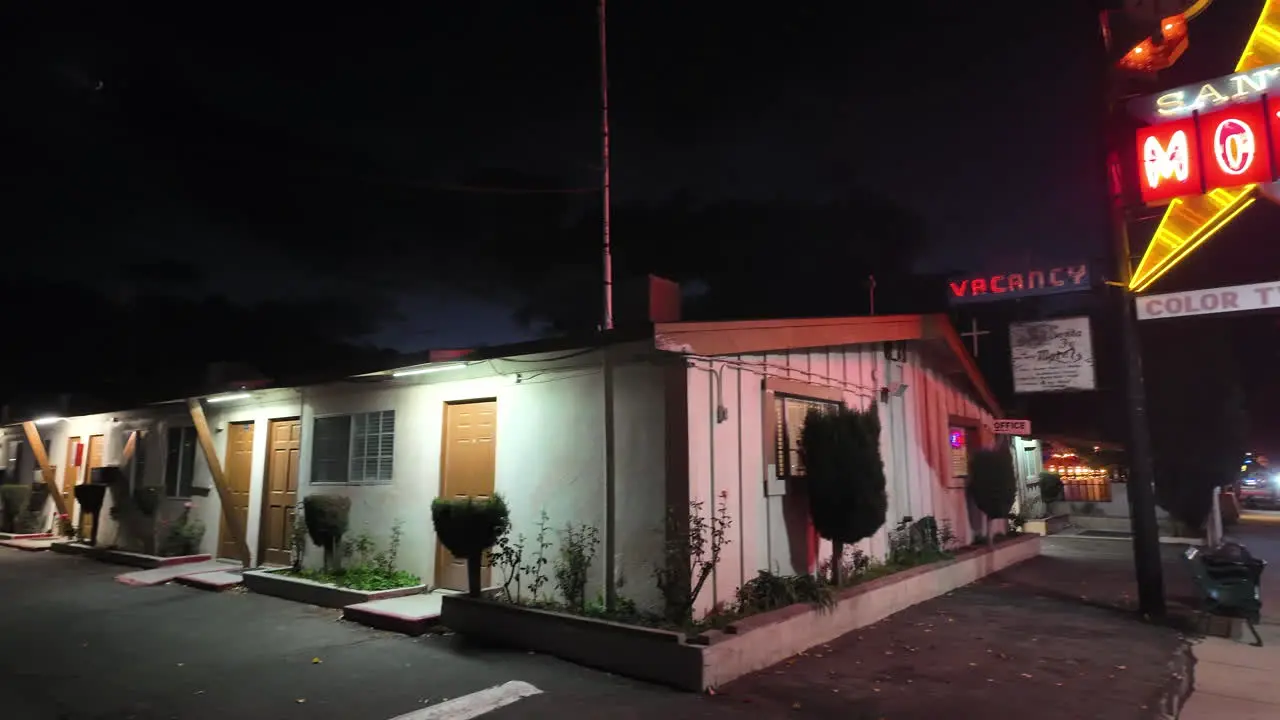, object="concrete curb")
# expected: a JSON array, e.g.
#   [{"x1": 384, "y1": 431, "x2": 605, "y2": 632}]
[
  {"x1": 342, "y1": 603, "x2": 438, "y2": 636},
  {"x1": 1148, "y1": 639, "x2": 1196, "y2": 719}
]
